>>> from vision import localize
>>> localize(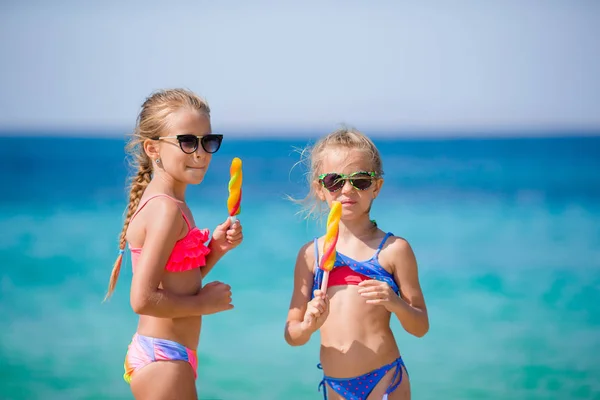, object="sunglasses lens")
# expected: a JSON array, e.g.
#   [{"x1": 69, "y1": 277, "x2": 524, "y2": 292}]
[
  {"x1": 351, "y1": 172, "x2": 374, "y2": 190},
  {"x1": 351, "y1": 179, "x2": 373, "y2": 190},
  {"x1": 321, "y1": 174, "x2": 344, "y2": 192},
  {"x1": 178, "y1": 135, "x2": 199, "y2": 154},
  {"x1": 201, "y1": 135, "x2": 222, "y2": 154}
]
